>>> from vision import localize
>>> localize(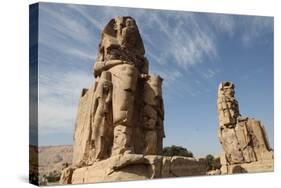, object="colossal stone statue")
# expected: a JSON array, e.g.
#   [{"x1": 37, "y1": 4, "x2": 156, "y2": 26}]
[
  {"x1": 72, "y1": 16, "x2": 163, "y2": 166},
  {"x1": 217, "y1": 81, "x2": 273, "y2": 174},
  {"x1": 64, "y1": 16, "x2": 207, "y2": 185}
]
